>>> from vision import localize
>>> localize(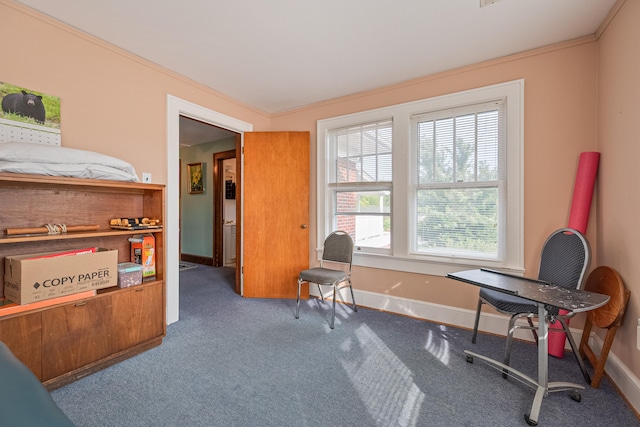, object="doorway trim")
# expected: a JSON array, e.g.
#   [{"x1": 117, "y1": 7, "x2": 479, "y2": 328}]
[{"x1": 166, "y1": 95, "x2": 252, "y2": 324}]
